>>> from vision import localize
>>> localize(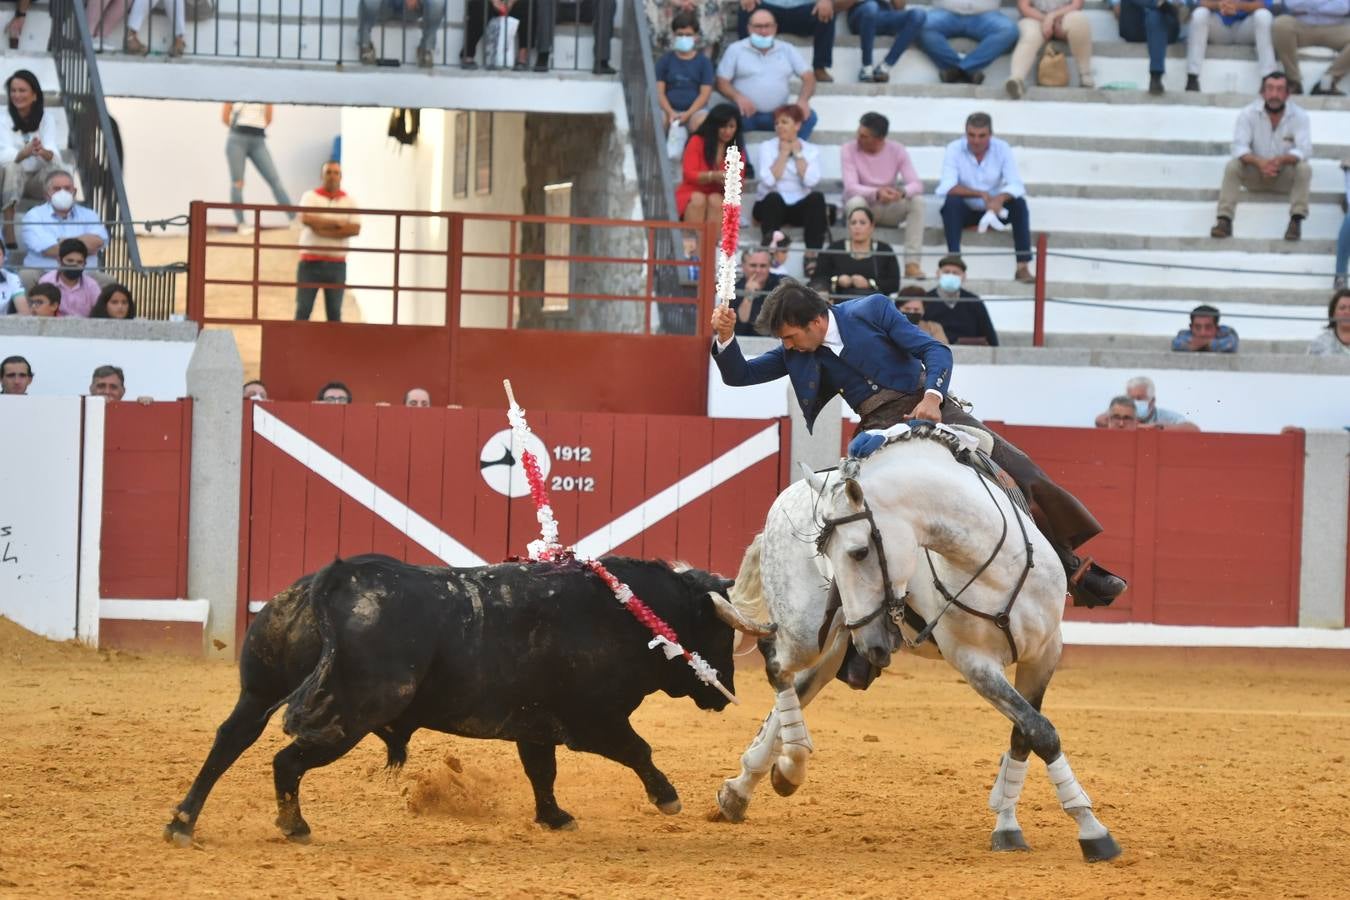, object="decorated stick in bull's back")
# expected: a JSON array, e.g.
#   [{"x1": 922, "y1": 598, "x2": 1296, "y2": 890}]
[
  {"x1": 715, "y1": 144, "x2": 744, "y2": 310},
  {"x1": 501, "y1": 380, "x2": 739, "y2": 705}
]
